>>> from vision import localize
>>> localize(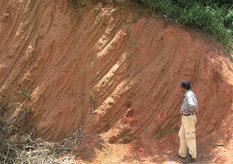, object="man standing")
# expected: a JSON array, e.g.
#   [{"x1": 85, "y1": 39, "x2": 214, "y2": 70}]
[{"x1": 177, "y1": 80, "x2": 198, "y2": 163}]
